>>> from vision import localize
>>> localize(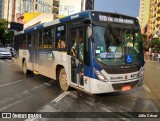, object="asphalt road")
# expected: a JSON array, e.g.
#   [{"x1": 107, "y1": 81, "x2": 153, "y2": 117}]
[
  {"x1": 0, "y1": 59, "x2": 63, "y2": 113},
  {"x1": 0, "y1": 58, "x2": 160, "y2": 121}
]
